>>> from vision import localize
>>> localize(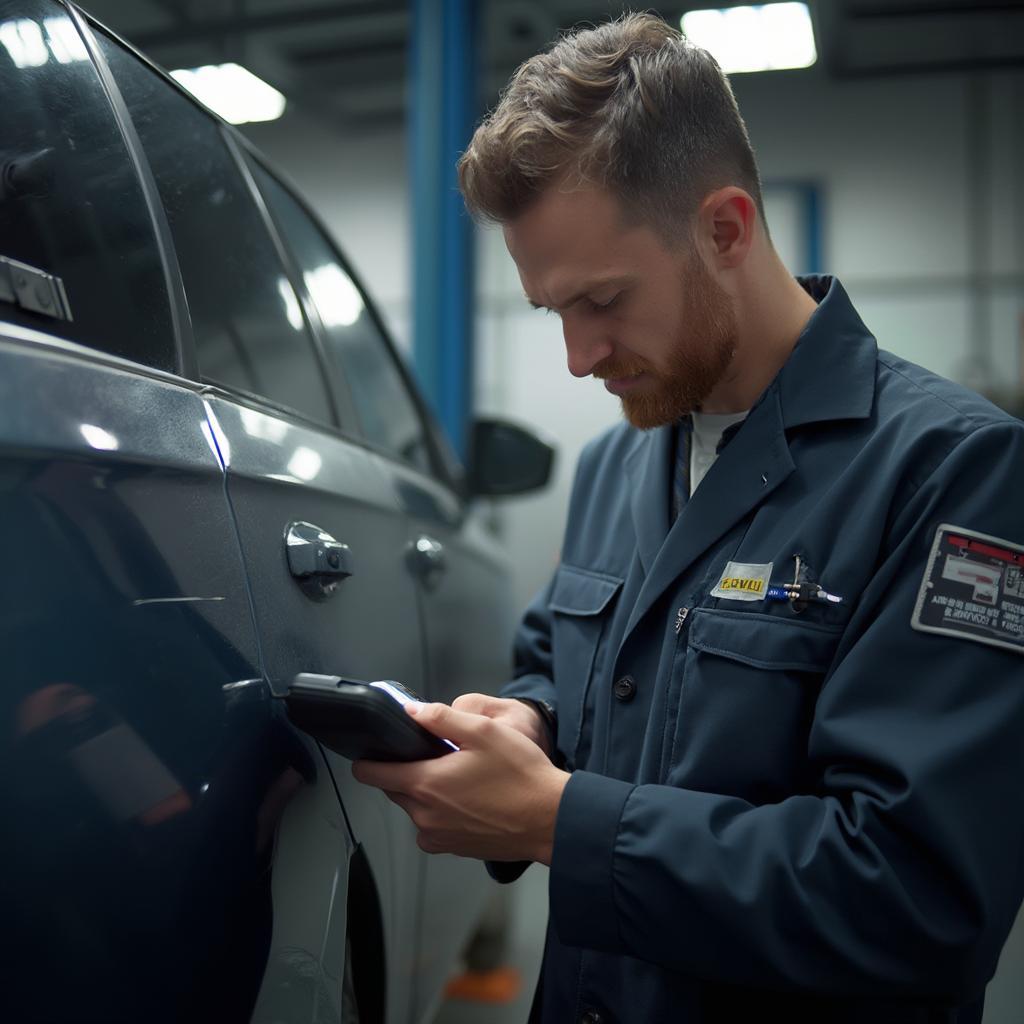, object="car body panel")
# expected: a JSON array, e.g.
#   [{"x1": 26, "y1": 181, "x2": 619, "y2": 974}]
[
  {"x1": 250, "y1": 743, "x2": 354, "y2": 1024},
  {"x1": 0, "y1": 329, "x2": 317, "y2": 1022},
  {"x1": 204, "y1": 392, "x2": 433, "y2": 1024}
]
